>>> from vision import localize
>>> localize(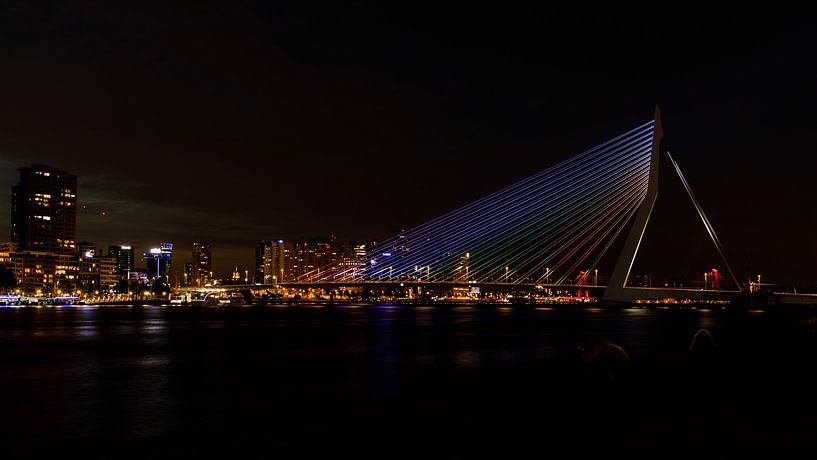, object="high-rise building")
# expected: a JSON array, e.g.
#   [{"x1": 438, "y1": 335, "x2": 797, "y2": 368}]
[
  {"x1": 108, "y1": 245, "x2": 135, "y2": 277},
  {"x1": 0, "y1": 242, "x2": 16, "y2": 266},
  {"x1": 9, "y1": 164, "x2": 79, "y2": 292},
  {"x1": 191, "y1": 240, "x2": 212, "y2": 286},
  {"x1": 76, "y1": 241, "x2": 118, "y2": 293},
  {"x1": 262, "y1": 240, "x2": 290, "y2": 285},
  {"x1": 255, "y1": 240, "x2": 270, "y2": 284},
  {"x1": 184, "y1": 262, "x2": 193, "y2": 286},
  {"x1": 78, "y1": 243, "x2": 99, "y2": 291},
  {"x1": 333, "y1": 241, "x2": 363, "y2": 276},
  {"x1": 97, "y1": 255, "x2": 118, "y2": 290},
  {"x1": 11, "y1": 164, "x2": 77, "y2": 254},
  {"x1": 144, "y1": 243, "x2": 173, "y2": 282}
]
